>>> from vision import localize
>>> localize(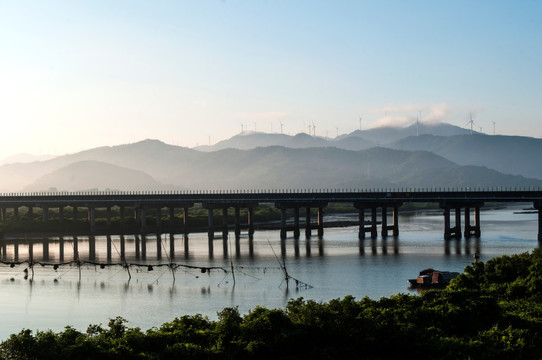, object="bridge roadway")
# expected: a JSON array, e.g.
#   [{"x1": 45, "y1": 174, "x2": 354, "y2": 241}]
[{"x1": 0, "y1": 189, "x2": 540, "y2": 243}]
